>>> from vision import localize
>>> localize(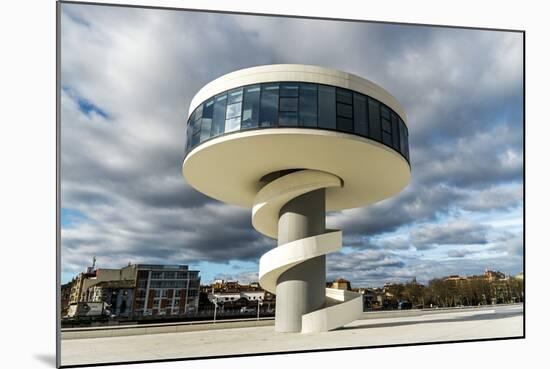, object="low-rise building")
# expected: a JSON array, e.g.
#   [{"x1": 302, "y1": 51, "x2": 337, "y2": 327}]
[
  {"x1": 202, "y1": 280, "x2": 272, "y2": 314},
  {"x1": 69, "y1": 266, "x2": 137, "y2": 304},
  {"x1": 60, "y1": 282, "x2": 73, "y2": 317},
  {"x1": 330, "y1": 278, "x2": 352, "y2": 291},
  {"x1": 88, "y1": 280, "x2": 135, "y2": 317}
]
